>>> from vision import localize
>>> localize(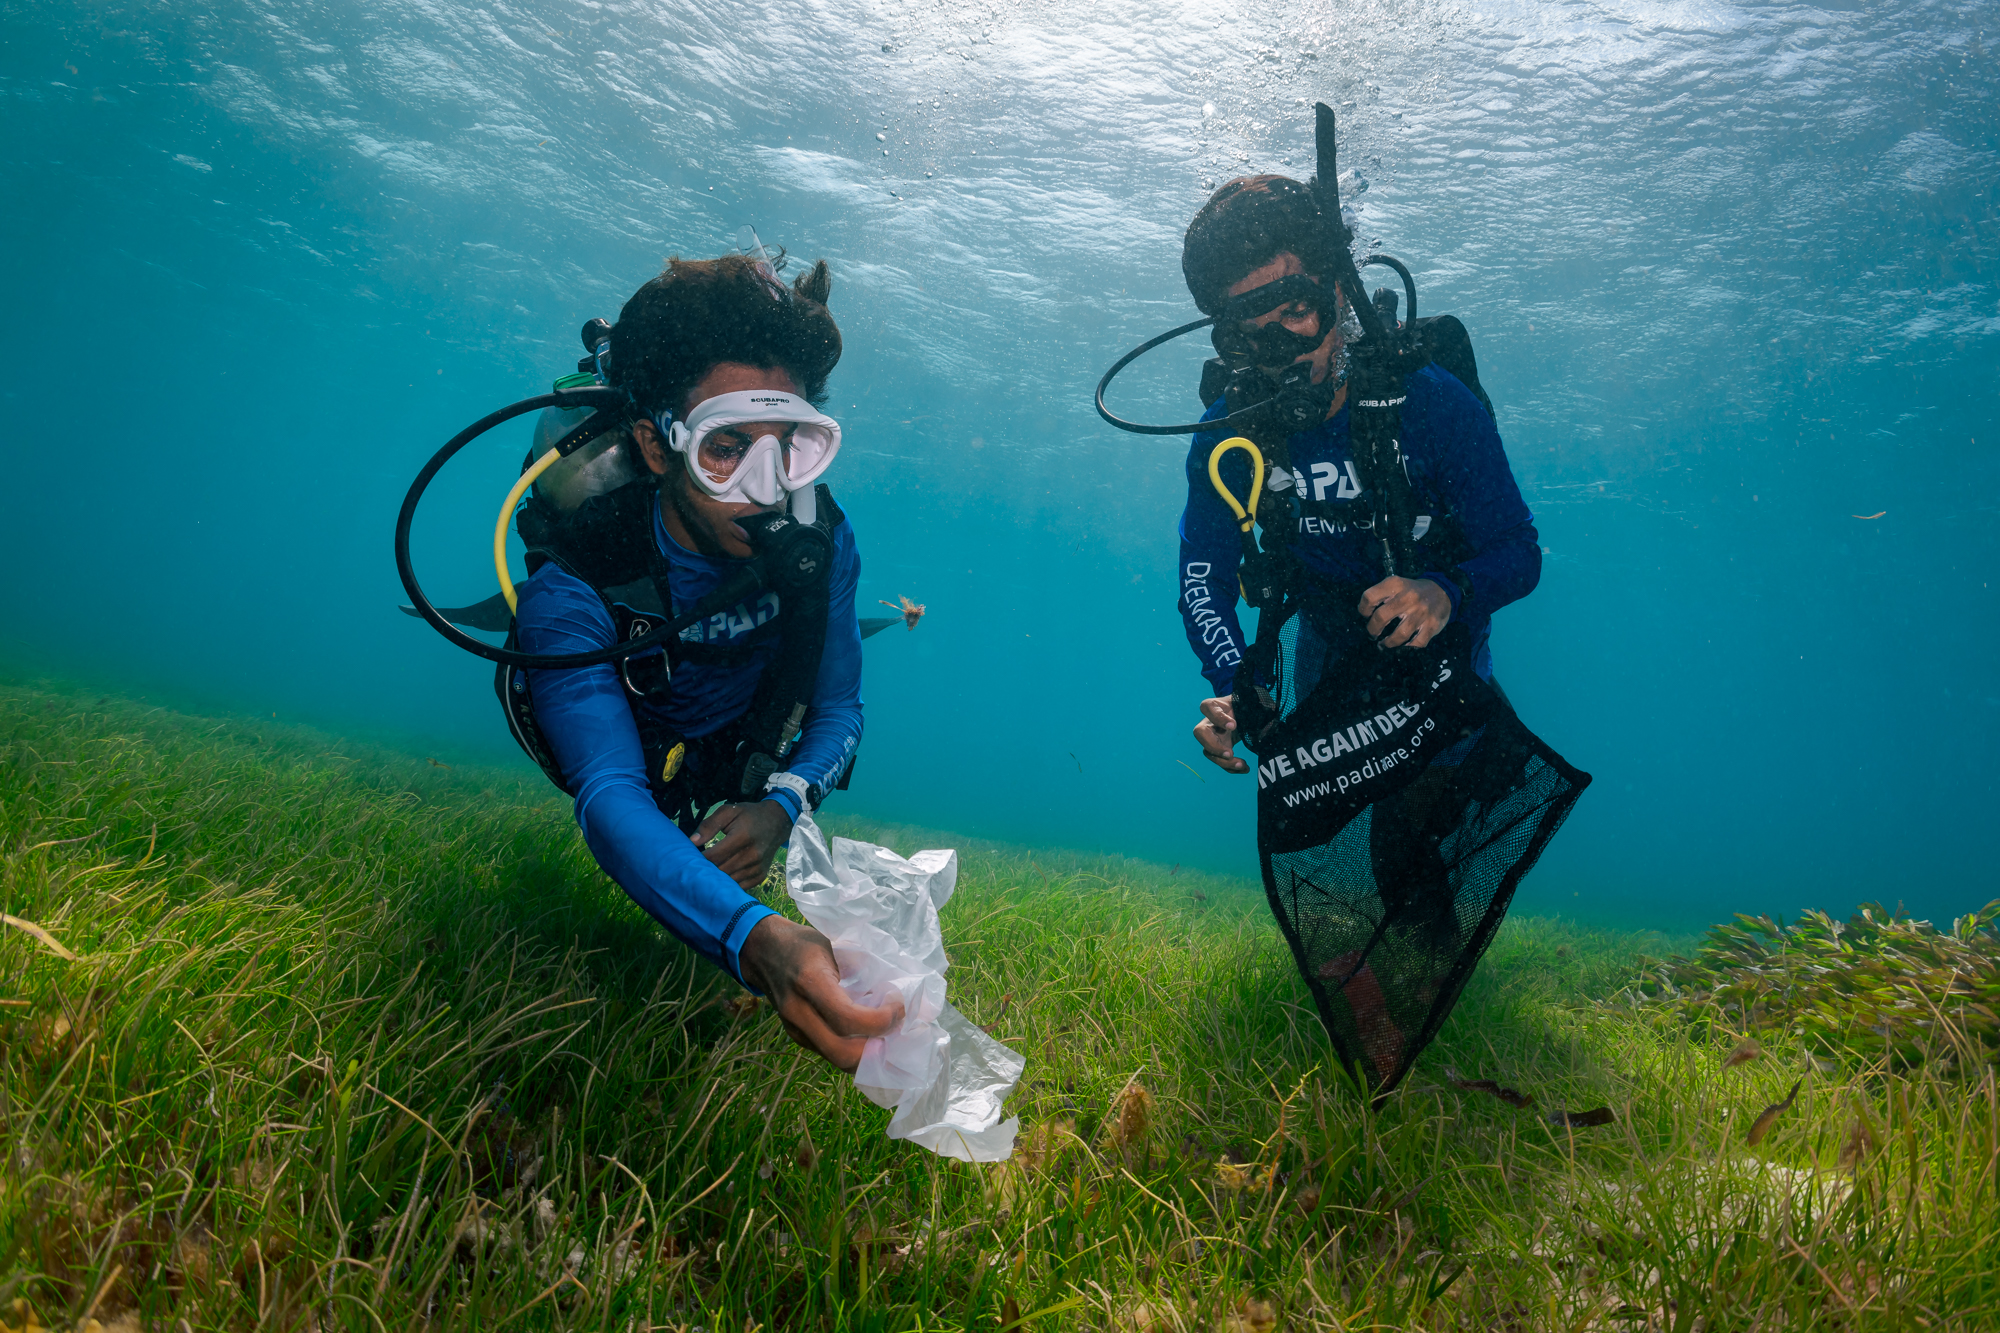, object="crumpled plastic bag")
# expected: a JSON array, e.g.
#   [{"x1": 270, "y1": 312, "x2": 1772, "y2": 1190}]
[{"x1": 784, "y1": 813, "x2": 1023, "y2": 1161}]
